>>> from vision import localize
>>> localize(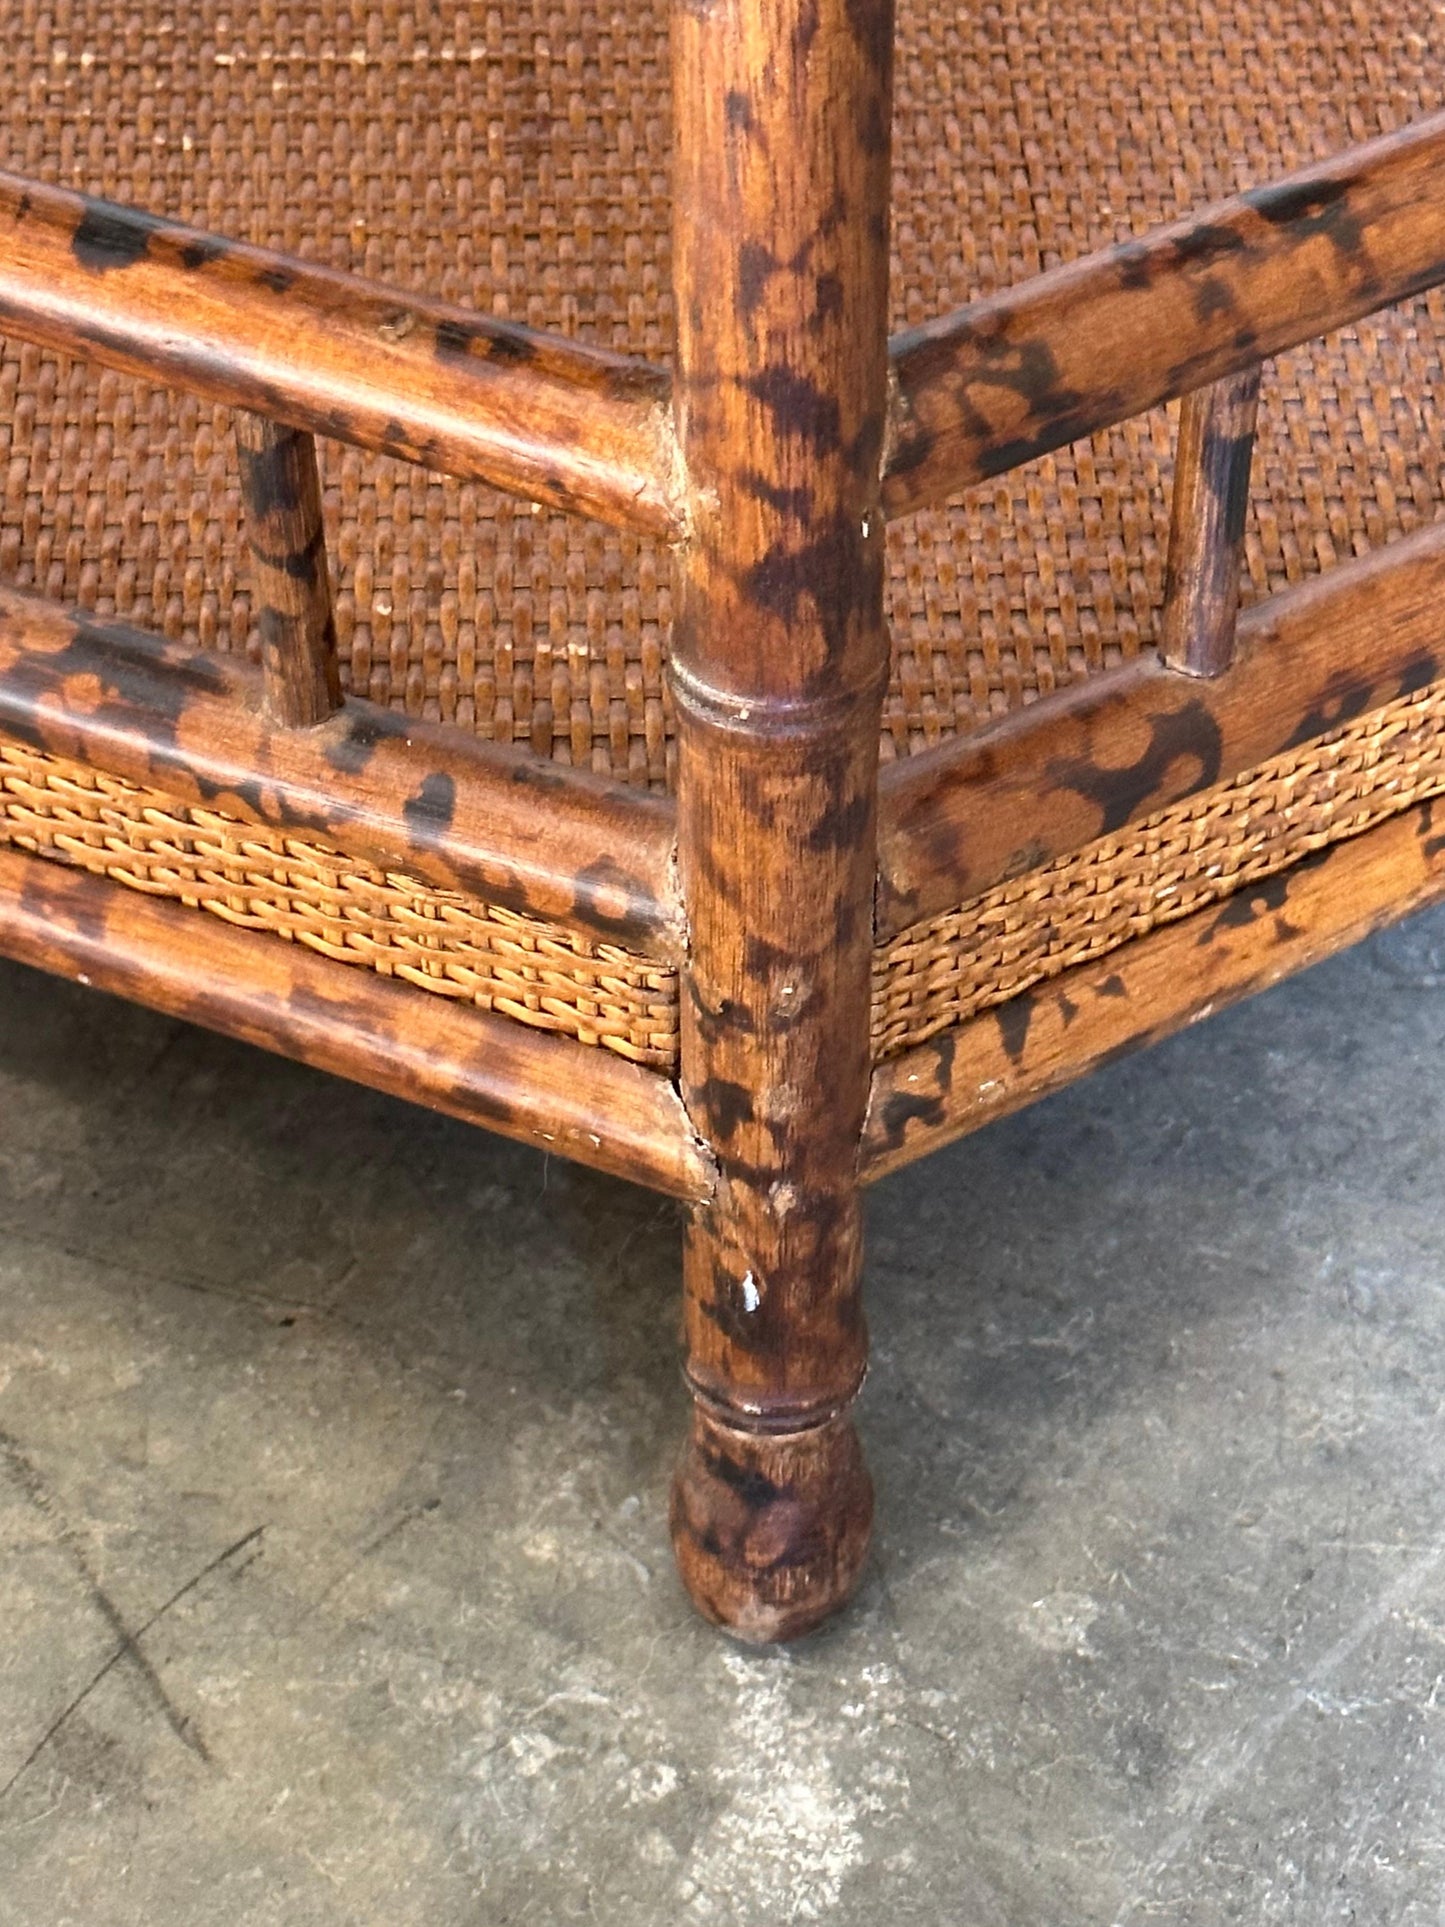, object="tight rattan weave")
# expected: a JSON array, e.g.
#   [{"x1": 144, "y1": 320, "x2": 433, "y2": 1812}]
[
  {"x1": 0, "y1": 741, "x2": 679, "y2": 1066},
  {"x1": 0, "y1": 0, "x2": 1440, "y2": 783}
]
